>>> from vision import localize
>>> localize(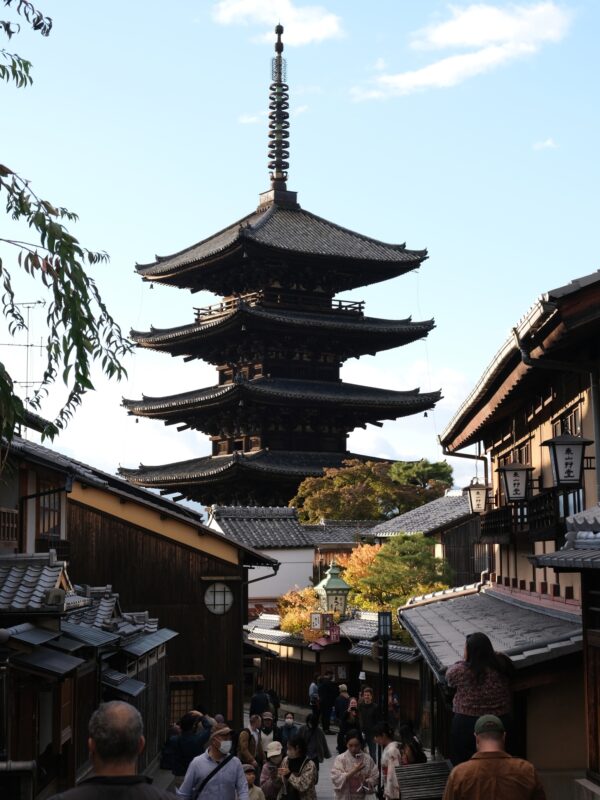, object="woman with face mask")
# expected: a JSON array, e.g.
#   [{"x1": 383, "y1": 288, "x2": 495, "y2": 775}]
[
  {"x1": 260, "y1": 741, "x2": 285, "y2": 800},
  {"x1": 280, "y1": 712, "x2": 299, "y2": 755},
  {"x1": 337, "y1": 699, "x2": 362, "y2": 755},
  {"x1": 276, "y1": 735, "x2": 317, "y2": 800},
  {"x1": 330, "y1": 731, "x2": 378, "y2": 800}
]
